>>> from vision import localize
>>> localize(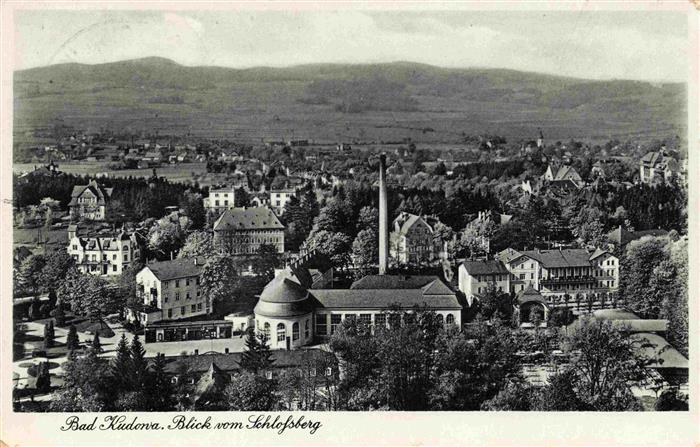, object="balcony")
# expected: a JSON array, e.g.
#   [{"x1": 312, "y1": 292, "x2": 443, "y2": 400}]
[{"x1": 540, "y1": 276, "x2": 596, "y2": 286}]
